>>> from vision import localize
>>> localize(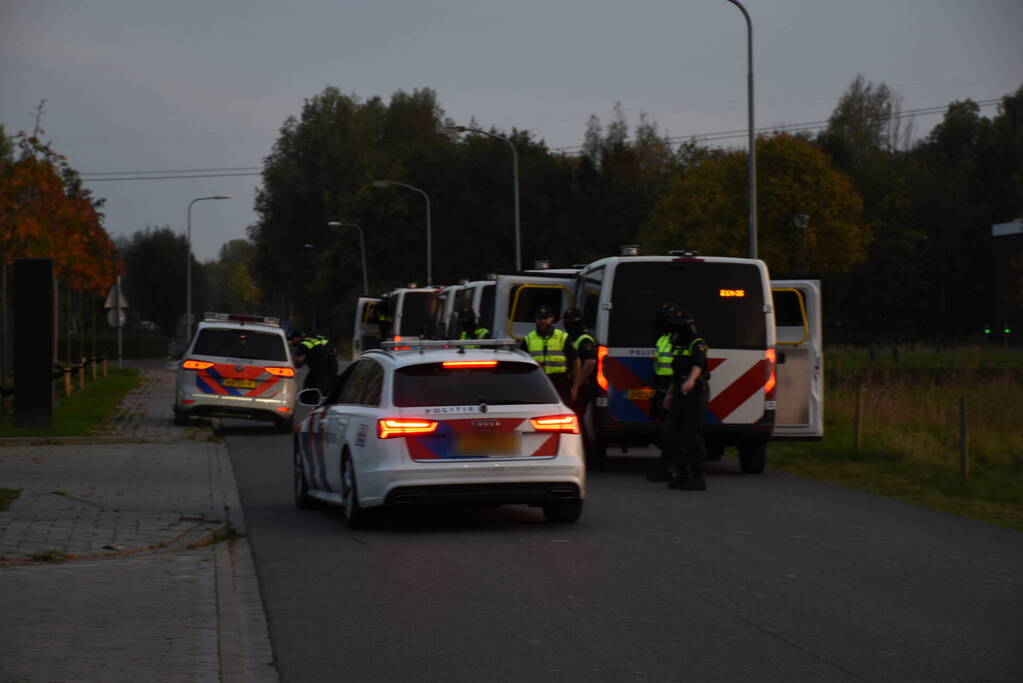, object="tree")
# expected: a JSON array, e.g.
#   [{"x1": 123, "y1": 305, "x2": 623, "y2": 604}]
[
  {"x1": 118, "y1": 227, "x2": 205, "y2": 336},
  {"x1": 641, "y1": 133, "x2": 868, "y2": 276}
]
